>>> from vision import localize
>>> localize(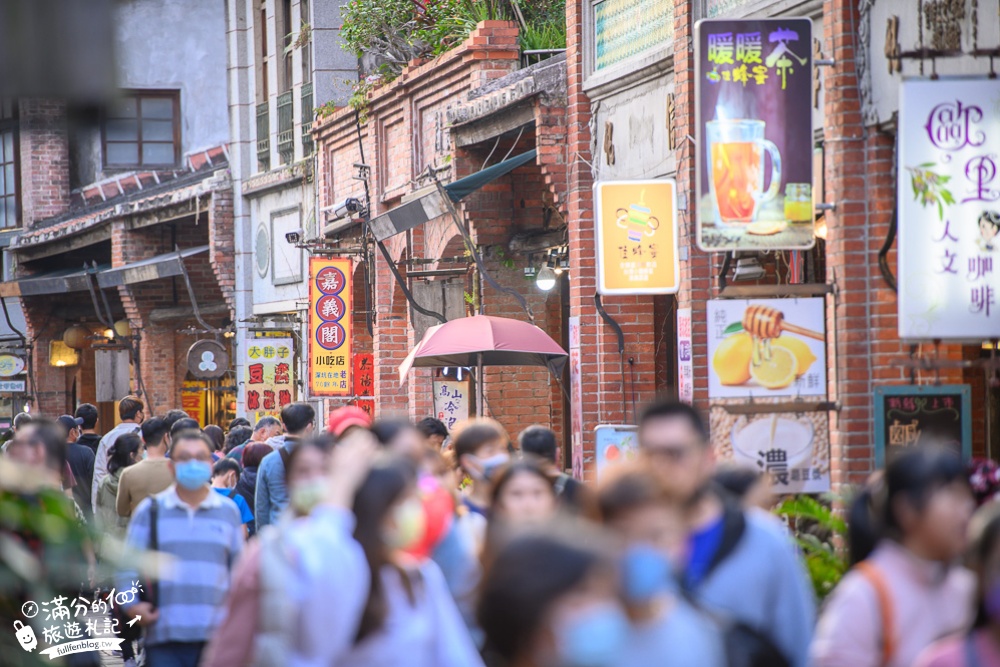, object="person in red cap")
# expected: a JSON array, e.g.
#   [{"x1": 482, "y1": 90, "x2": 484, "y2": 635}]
[{"x1": 327, "y1": 406, "x2": 372, "y2": 439}]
